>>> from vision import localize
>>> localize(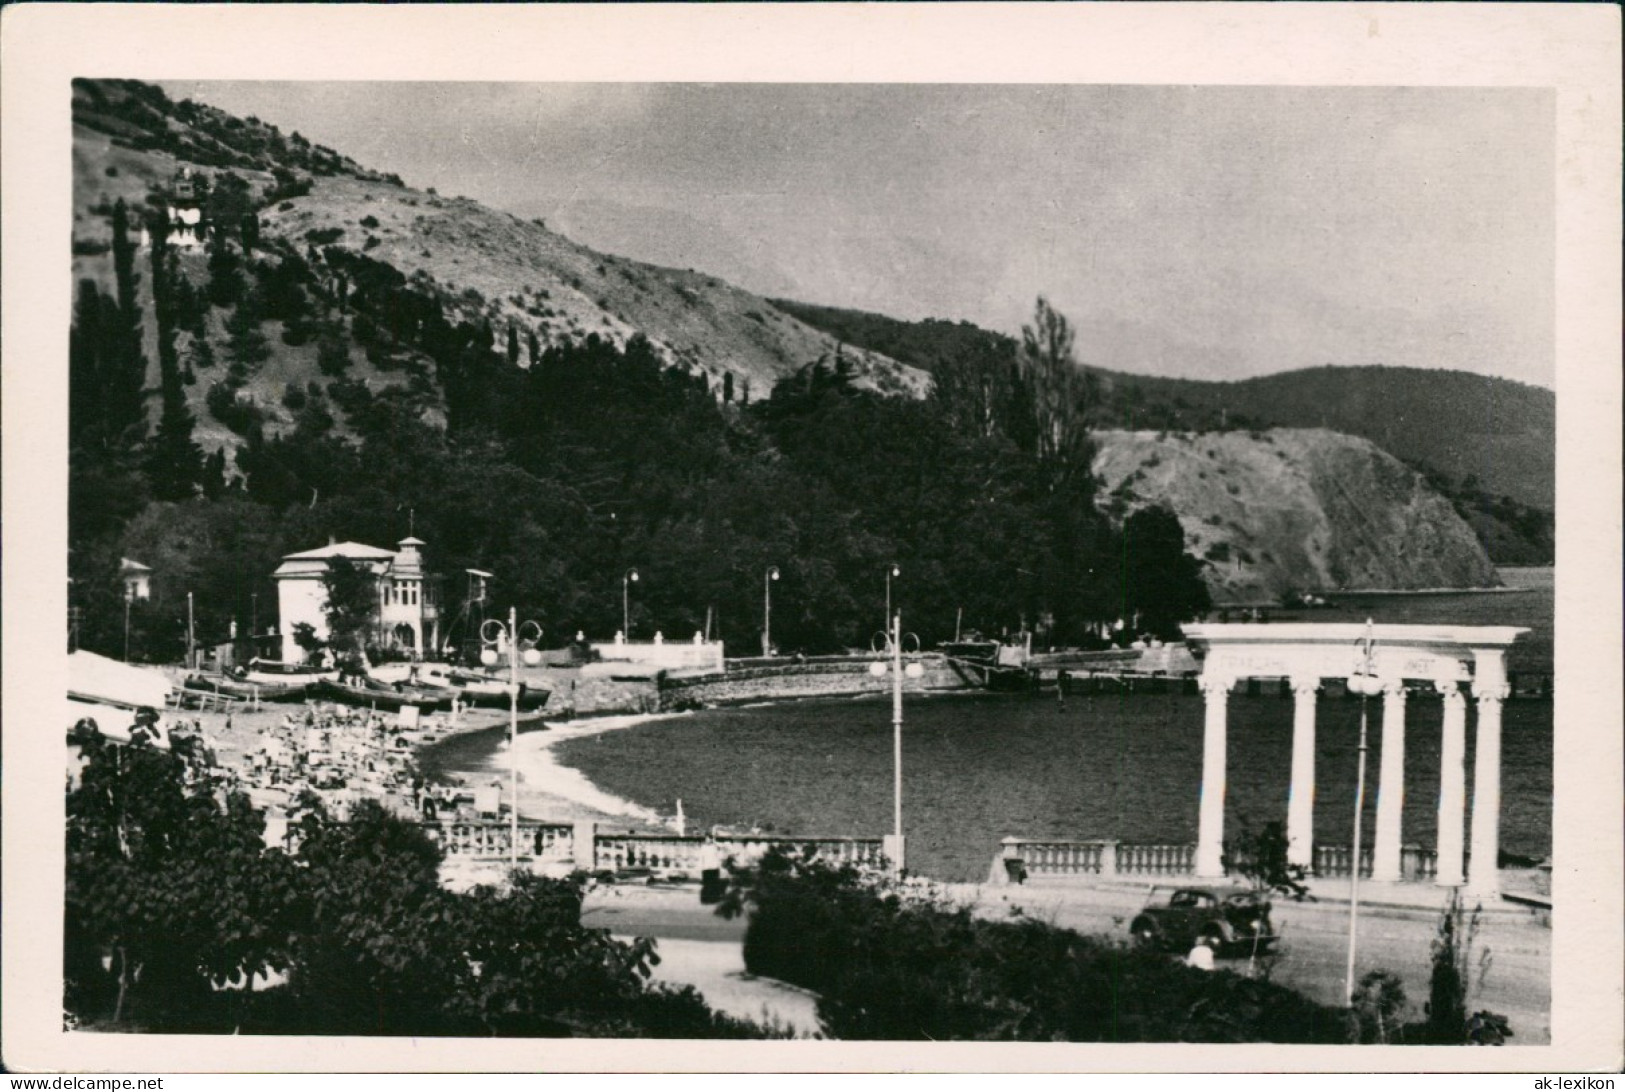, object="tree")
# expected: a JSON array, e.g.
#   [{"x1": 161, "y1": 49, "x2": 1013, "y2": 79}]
[
  {"x1": 1350, "y1": 970, "x2": 1408, "y2": 1044},
  {"x1": 144, "y1": 368, "x2": 204, "y2": 500},
  {"x1": 225, "y1": 298, "x2": 271, "y2": 371},
  {"x1": 107, "y1": 201, "x2": 151, "y2": 437},
  {"x1": 1018, "y1": 296, "x2": 1090, "y2": 480},
  {"x1": 206, "y1": 234, "x2": 245, "y2": 308},
  {"x1": 506, "y1": 324, "x2": 520, "y2": 367},
  {"x1": 145, "y1": 208, "x2": 202, "y2": 500},
  {"x1": 320, "y1": 556, "x2": 379, "y2": 663},
  {"x1": 316, "y1": 333, "x2": 351, "y2": 376},
  {"x1": 1222, "y1": 819, "x2": 1310, "y2": 901},
  {"x1": 1118, "y1": 505, "x2": 1211, "y2": 639},
  {"x1": 66, "y1": 738, "x2": 300, "y2": 1026}
]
